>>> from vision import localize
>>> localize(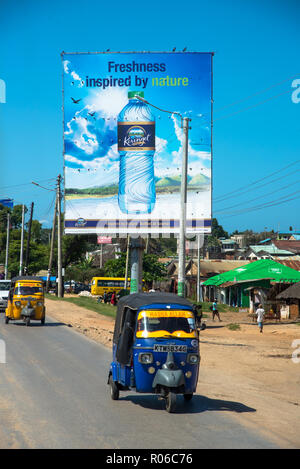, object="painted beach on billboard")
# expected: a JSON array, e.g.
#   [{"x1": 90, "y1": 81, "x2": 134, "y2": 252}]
[{"x1": 63, "y1": 52, "x2": 212, "y2": 234}]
